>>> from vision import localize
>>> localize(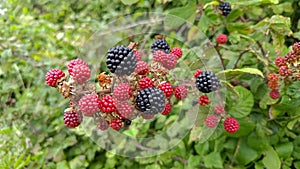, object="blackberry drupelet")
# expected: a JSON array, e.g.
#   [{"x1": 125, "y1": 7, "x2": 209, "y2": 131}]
[
  {"x1": 218, "y1": 2, "x2": 231, "y2": 16},
  {"x1": 195, "y1": 70, "x2": 220, "y2": 93},
  {"x1": 151, "y1": 39, "x2": 170, "y2": 54},
  {"x1": 136, "y1": 88, "x2": 166, "y2": 115},
  {"x1": 106, "y1": 45, "x2": 137, "y2": 76}
]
